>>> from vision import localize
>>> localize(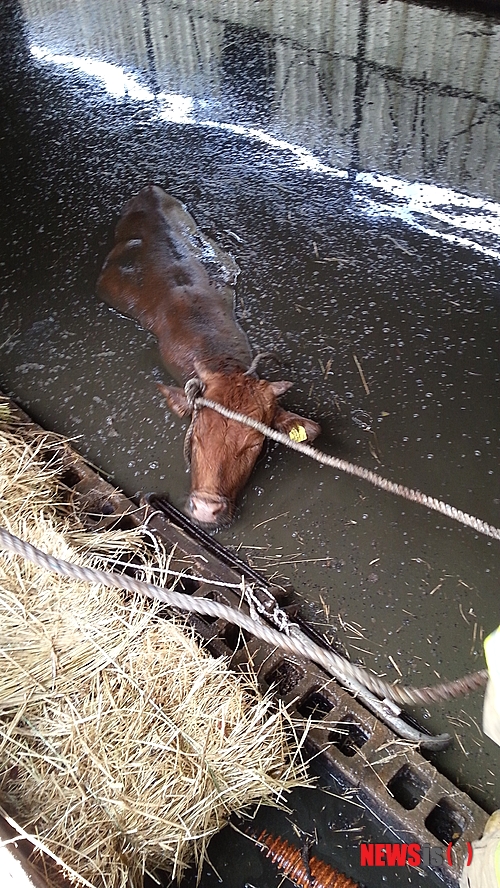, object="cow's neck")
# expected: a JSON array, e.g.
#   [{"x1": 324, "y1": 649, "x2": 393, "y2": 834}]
[{"x1": 191, "y1": 355, "x2": 253, "y2": 382}]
